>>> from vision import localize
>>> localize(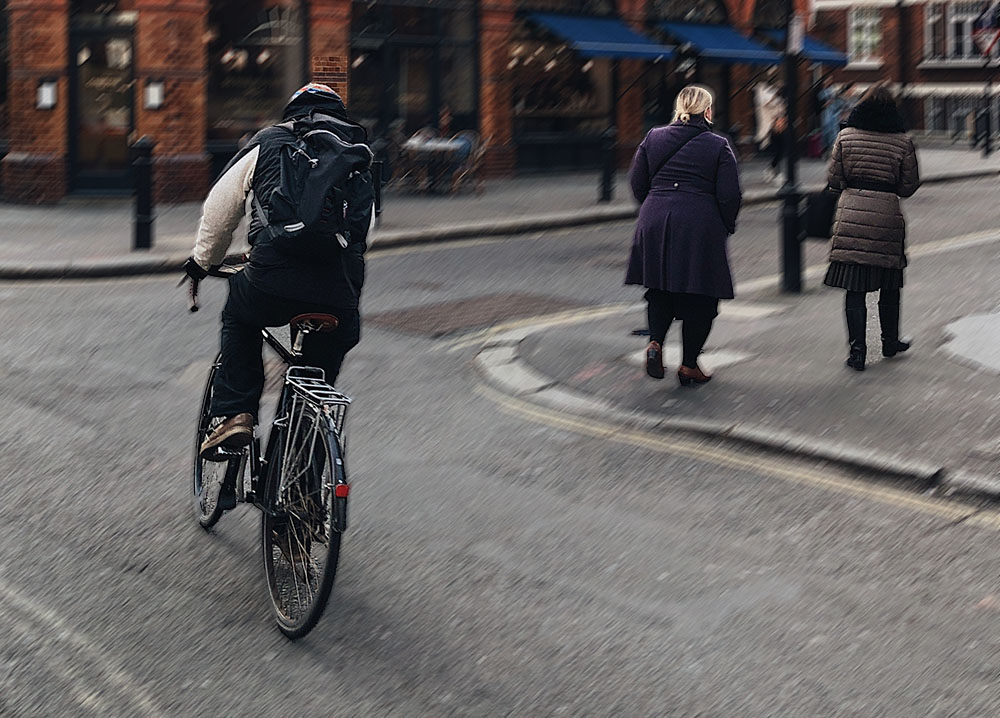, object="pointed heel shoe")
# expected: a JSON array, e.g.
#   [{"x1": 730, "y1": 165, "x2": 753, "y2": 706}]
[
  {"x1": 881, "y1": 338, "x2": 911, "y2": 358},
  {"x1": 645, "y1": 341, "x2": 665, "y2": 380},
  {"x1": 677, "y1": 365, "x2": 712, "y2": 387}
]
